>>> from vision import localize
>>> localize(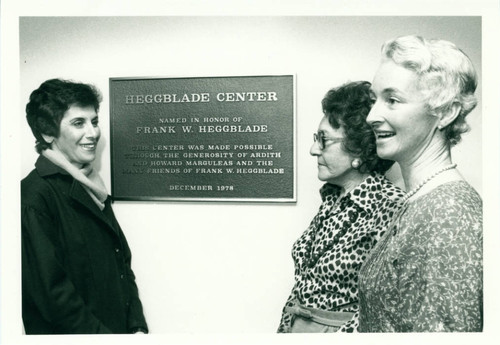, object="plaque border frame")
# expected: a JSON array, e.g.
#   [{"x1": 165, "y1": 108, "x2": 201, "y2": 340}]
[{"x1": 109, "y1": 74, "x2": 297, "y2": 203}]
